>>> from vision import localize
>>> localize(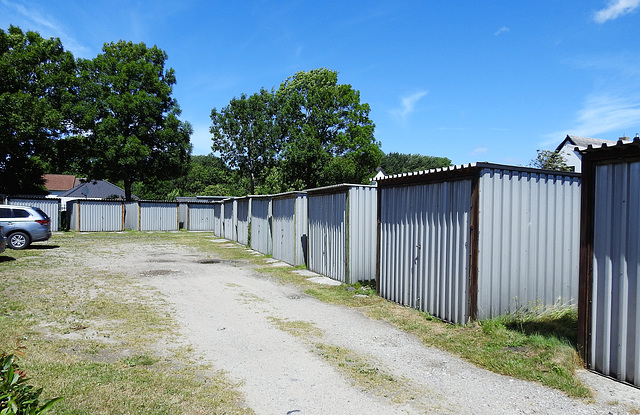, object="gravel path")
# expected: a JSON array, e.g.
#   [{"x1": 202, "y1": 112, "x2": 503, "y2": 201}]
[{"x1": 121, "y1": 239, "x2": 640, "y2": 415}]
